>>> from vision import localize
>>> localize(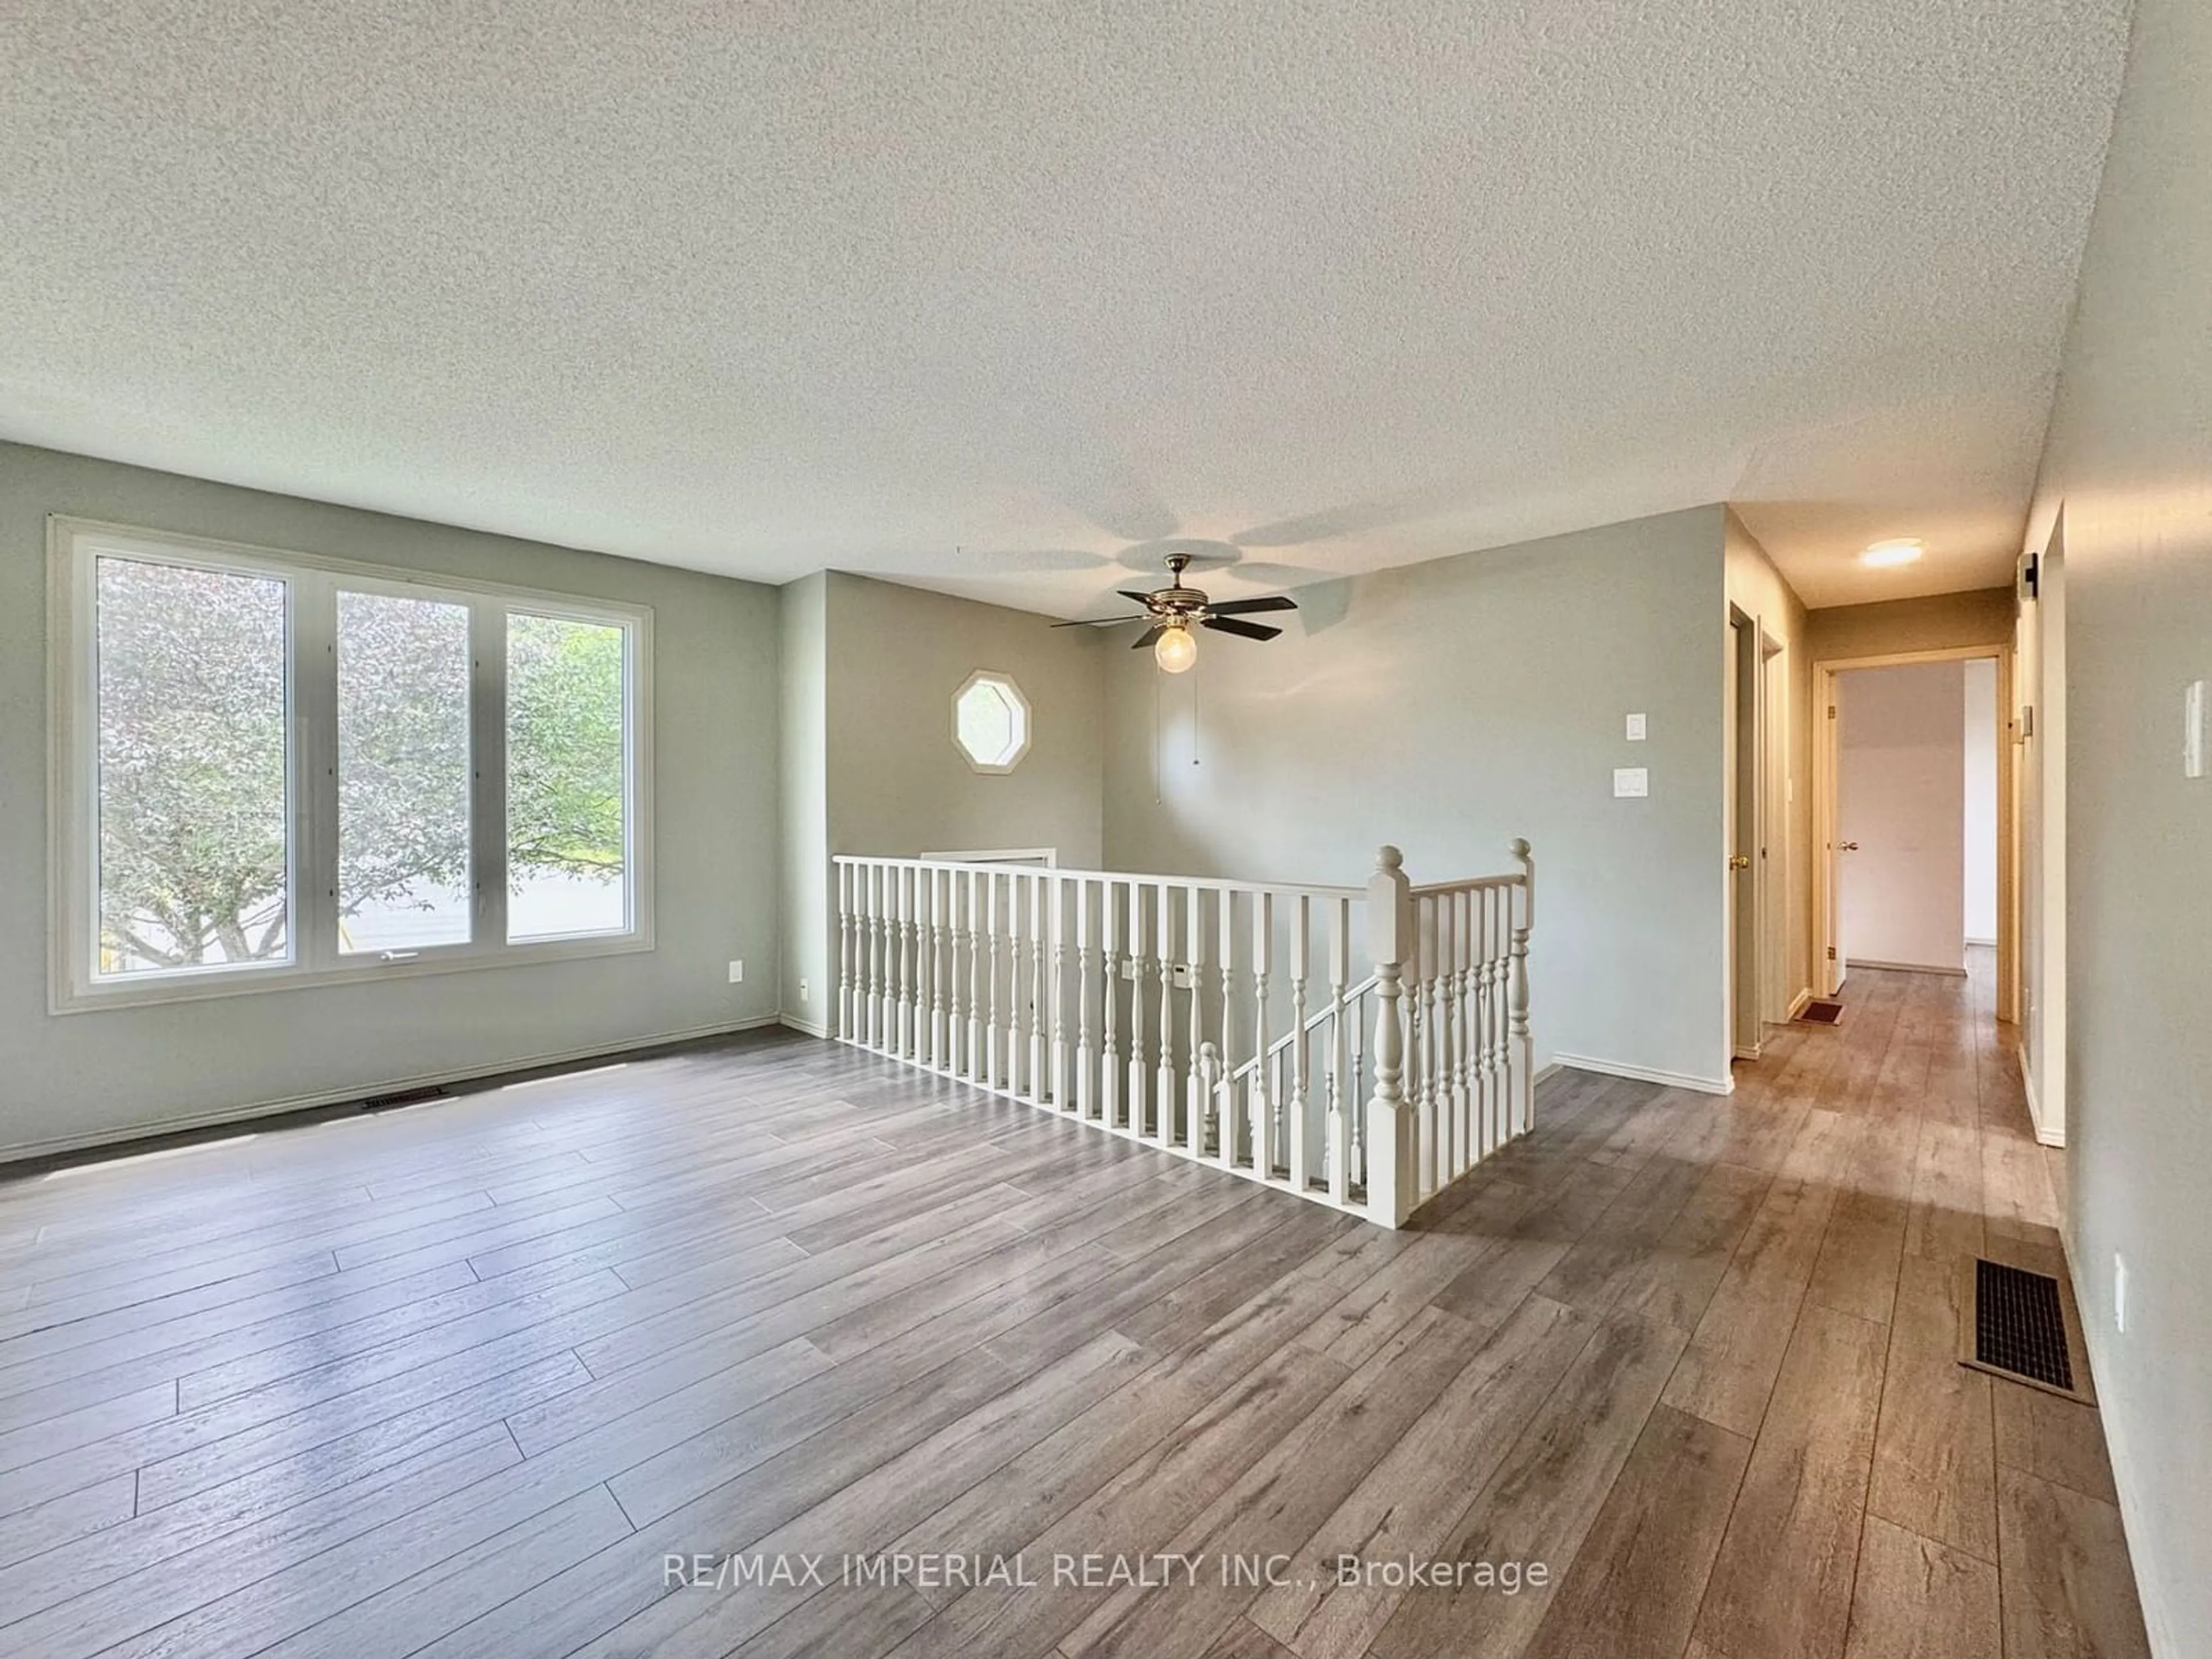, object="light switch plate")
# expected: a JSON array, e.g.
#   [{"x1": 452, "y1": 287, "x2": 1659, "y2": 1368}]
[
  {"x1": 728, "y1": 960, "x2": 744, "y2": 984},
  {"x1": 1625, "y1": 713, "x2": 1647, "y2": 741},
  {"x1": 1613, "y1": 767, "x2": 1649, "y2": 798}
]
